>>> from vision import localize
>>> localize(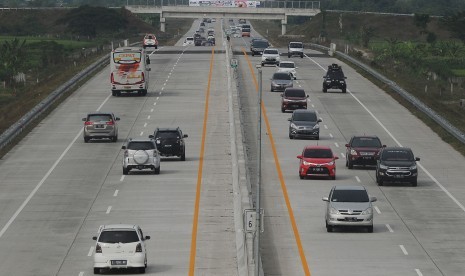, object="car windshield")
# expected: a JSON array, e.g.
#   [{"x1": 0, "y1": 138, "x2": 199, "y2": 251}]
[
  {"x1": 186, "y1": 37, "x2": 193, "y2": 41},
  {"x1": 273, "y1": 73, "x2": 292, "y2": 80},
  {"x1": 327, "y1": 69, "x2": 345, "y2": 79},
  {"x1": 289, "y1": 42, "x2": 302, "y2": 48},
  {"x1": 88, "y1": 114, "x2": 112, "y2": 122},
  {"x1": 98, "y1": 230, "x2": 139, "y2": 243},
  {"x1": 331, "y1": 190, "x2": 369, "y2": 202},
  {"x1": 113, "y1": 52, "x2": 141, "y2": 64},
  {"x1": 253, "y1": 41, "x2": 269, "y2": 48},
  {"x1": 382, "y1": 150, "x2": 414, "y2": 161},
  {"x1": 145, "y1": 35, "x2": 155, "y2": 39},
  {"x1": 303, "y1": 149, "x2": 333, "y2": 158},
  {"x1": 285, "y1": 89, "x2": 305, "y2": 97},
  {"x1": 264, "y1": 49, "x2": 278, "y2": 55},
  {"x1": 156, "y1": 131, "x2": 179, "y2": 139},
  {"x1": 351, "y1": 137, "x2": 382, "y2": 147},
  {"x1": 127, "y1": 141, "x2": 155, "y2": 150},
  {"x1": 293, "y1": 112, "x2": 317, "y2": 121},
  {"x1": 280, "y1": 63, "x2": 295, "y2": 69}
]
